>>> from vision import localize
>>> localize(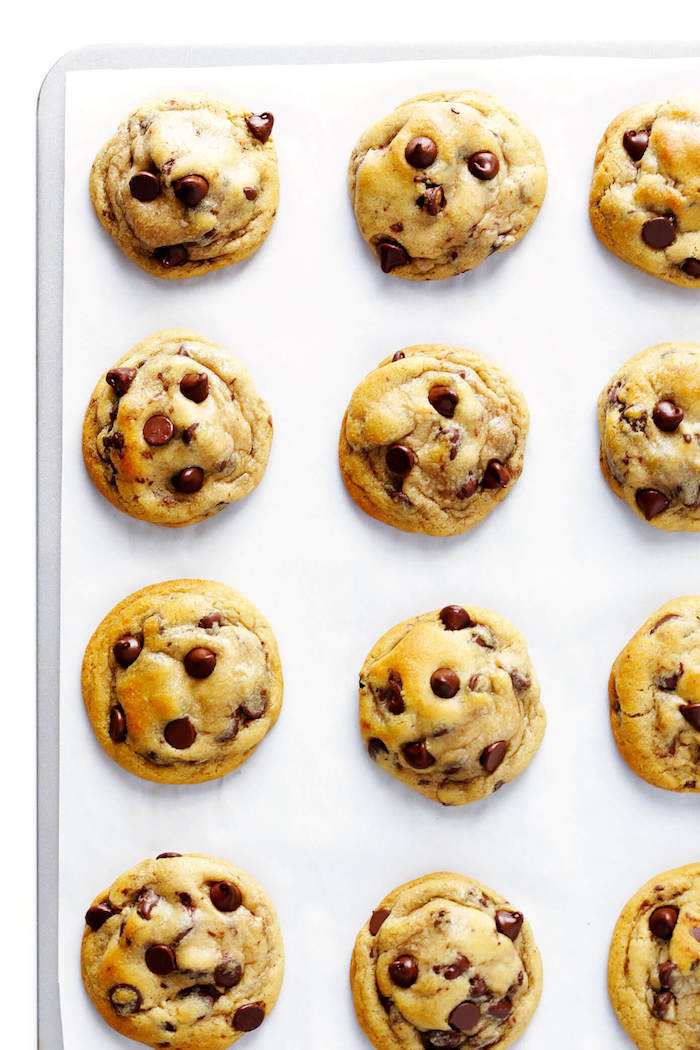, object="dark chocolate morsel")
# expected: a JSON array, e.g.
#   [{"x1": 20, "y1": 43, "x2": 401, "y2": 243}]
[
  {"x1": 233, "y1": 1003, "x2": 265, "y2": 1031},
  {"x1": 129, "y1": 171, "x2": 160, "y2": 201},
  {"x1": 369, "y1": 907, "x2": 390, "y2": 934},
  {"x1": 635, "y1": 488, "x2": 670, "y2": 520},
  {"x1": 143, "y1": 415, "x2": 174, "y2": 446},
  {"x1": 210, "y1": 881, "x2": 242, "y2": 912},
  {"x1": 184, "y1": 647, "x2": 217, "y2": 678},
  {"x1": 449, "y1": 1001, "x2": 481, "y2": 1031},
  {"x1": 214, "y1": 960, "x2": 243, "y2": 988},
  {"x1": 440, "y1": 605, "x2": 472, "y2": 630},
  {"x1": 430, "y1": 668, "x2": 460, "y2": 698},
  {"x1": 106, "y1": 367, "x2": 137, "y2": 397},
  {"x1": 622, "y1": 129, "x2": 649, "y2": 162},
  {"x1": 386, "y1": 444, "x2": 415, "y2": 477},
  {"x1": 109, "y1": 984, "x2": 142, "y2": 1016},
  {"x1": 641, "y1": 216, "x2": 676, "y2": 250},
  {"x1": 164, "y1": 718, "x2": 197, "y2": 750},
  {"x1": 245, "y1": 113, "x2": 274, "y2": 143},
  {"x1": 173, "y1": 175, "x2": 209, "y2": 206},
  {"x1": 467, "y1": 151, "x2": 499, "y2": 180},
  {"x1": 482, "y1": 460, "x2": 511, "y2": 489},
  {"x1": 682, "y1": 258, "x2": 700, "y2": 278},
  {"x1": 180, "y1": 372, "x2": 209, "y2": 403},
  {"x1": 154, "y1": 244, "x2": 188, "y2": 268},
  {"x1": 480, "y1": 740, "x2": 507, "y2": 773},
  {"x1": 113, "y1": 634, "x2": 142, "y2": 668},
  {"x1": 145, "y1": 944, "x2": 176, "y2": 975},
  {"x1": 377, "y1": 239, "x2": 409, "y2": 273},
  {"x1": 172, "y1": 466, "x2": 205, "y2": 494},
  {"x1": 680, "y1": 704, "x2": 700, "y2": 730},
  {"x1": 402, "y1": 740, "x2": 435, "y2": 768},
  {"x1": 368, "y1": 737, "x2": 389, "y2": 761},
  {"x1": 653, "y1": 400, "x2": 683, "y2": 432},
  {"x1": 86, "y1": 900, "x2": 117, "y2": 931},
  {"x1": 649, "y1": 906, "x2": 679, "y2": 940},
  {"x1": 495, "y1": 910, "x2": 523, "y2": 940},
  {"x1": 388, "y1": 954, "x2": 418, "y2": 987},
  {"x1": 405, "y1": 136, "x2": 438, "y2": 168},
  {"x1": 109, "y1": 704, "x2": 127, "y2": 743}
]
